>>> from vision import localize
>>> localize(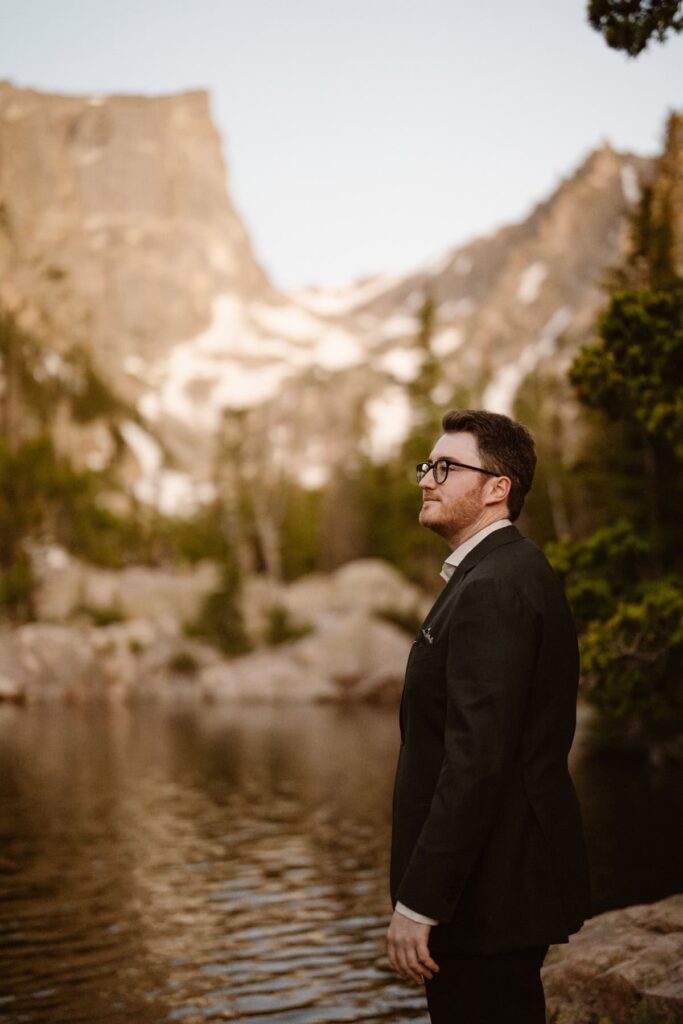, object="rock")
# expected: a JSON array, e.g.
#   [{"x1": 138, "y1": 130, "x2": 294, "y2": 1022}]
[
  {"x1": 0, "y1": 673, "x2": 25, "y2": 703},
  {"x1": 199, "y1": 652, "x2": 336, "y2": 703},
  {"x1": 284, "y1": 558, "x2": 428, "y2": 627},
  {"x1": 14, "y1": 623, "x2": 99, "y2": 701},
  {"x1": 32, "y1": 549, "x2": 219, "y2": 625},
  {"x1": 2, "y1": 559, "x2": 419, "y2": 704},
  {"x1": 543, "y1": 894, "x2": 683, "y2": 1023},
  {"x1": 198, "y1": 611, "x2": 411, "y2": 703}
]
